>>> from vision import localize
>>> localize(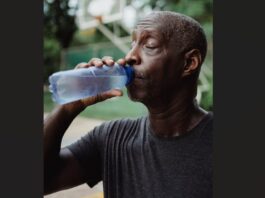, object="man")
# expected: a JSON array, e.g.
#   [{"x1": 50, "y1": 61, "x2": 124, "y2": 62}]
[{"x1": 44, "y1": 11, "x2": 213, "y2": 198}]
